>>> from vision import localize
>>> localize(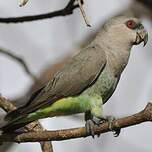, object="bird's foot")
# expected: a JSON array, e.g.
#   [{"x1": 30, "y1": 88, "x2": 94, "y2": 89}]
[
  {"x1": 103, "y1": 116, "x2": 121, "y2": 137},
  {"x1": 85, "y1": 116, "x2": 120, "y2": 137},
  {"x1": 85, "y1": 117, "x2": 103, "y2": 138},
  {"x1": 92, "y1": 117, "x2": 102, "y2": 137},
  {"x1": 85, "y1": 119, "x2": 96, "y2": 138}
]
